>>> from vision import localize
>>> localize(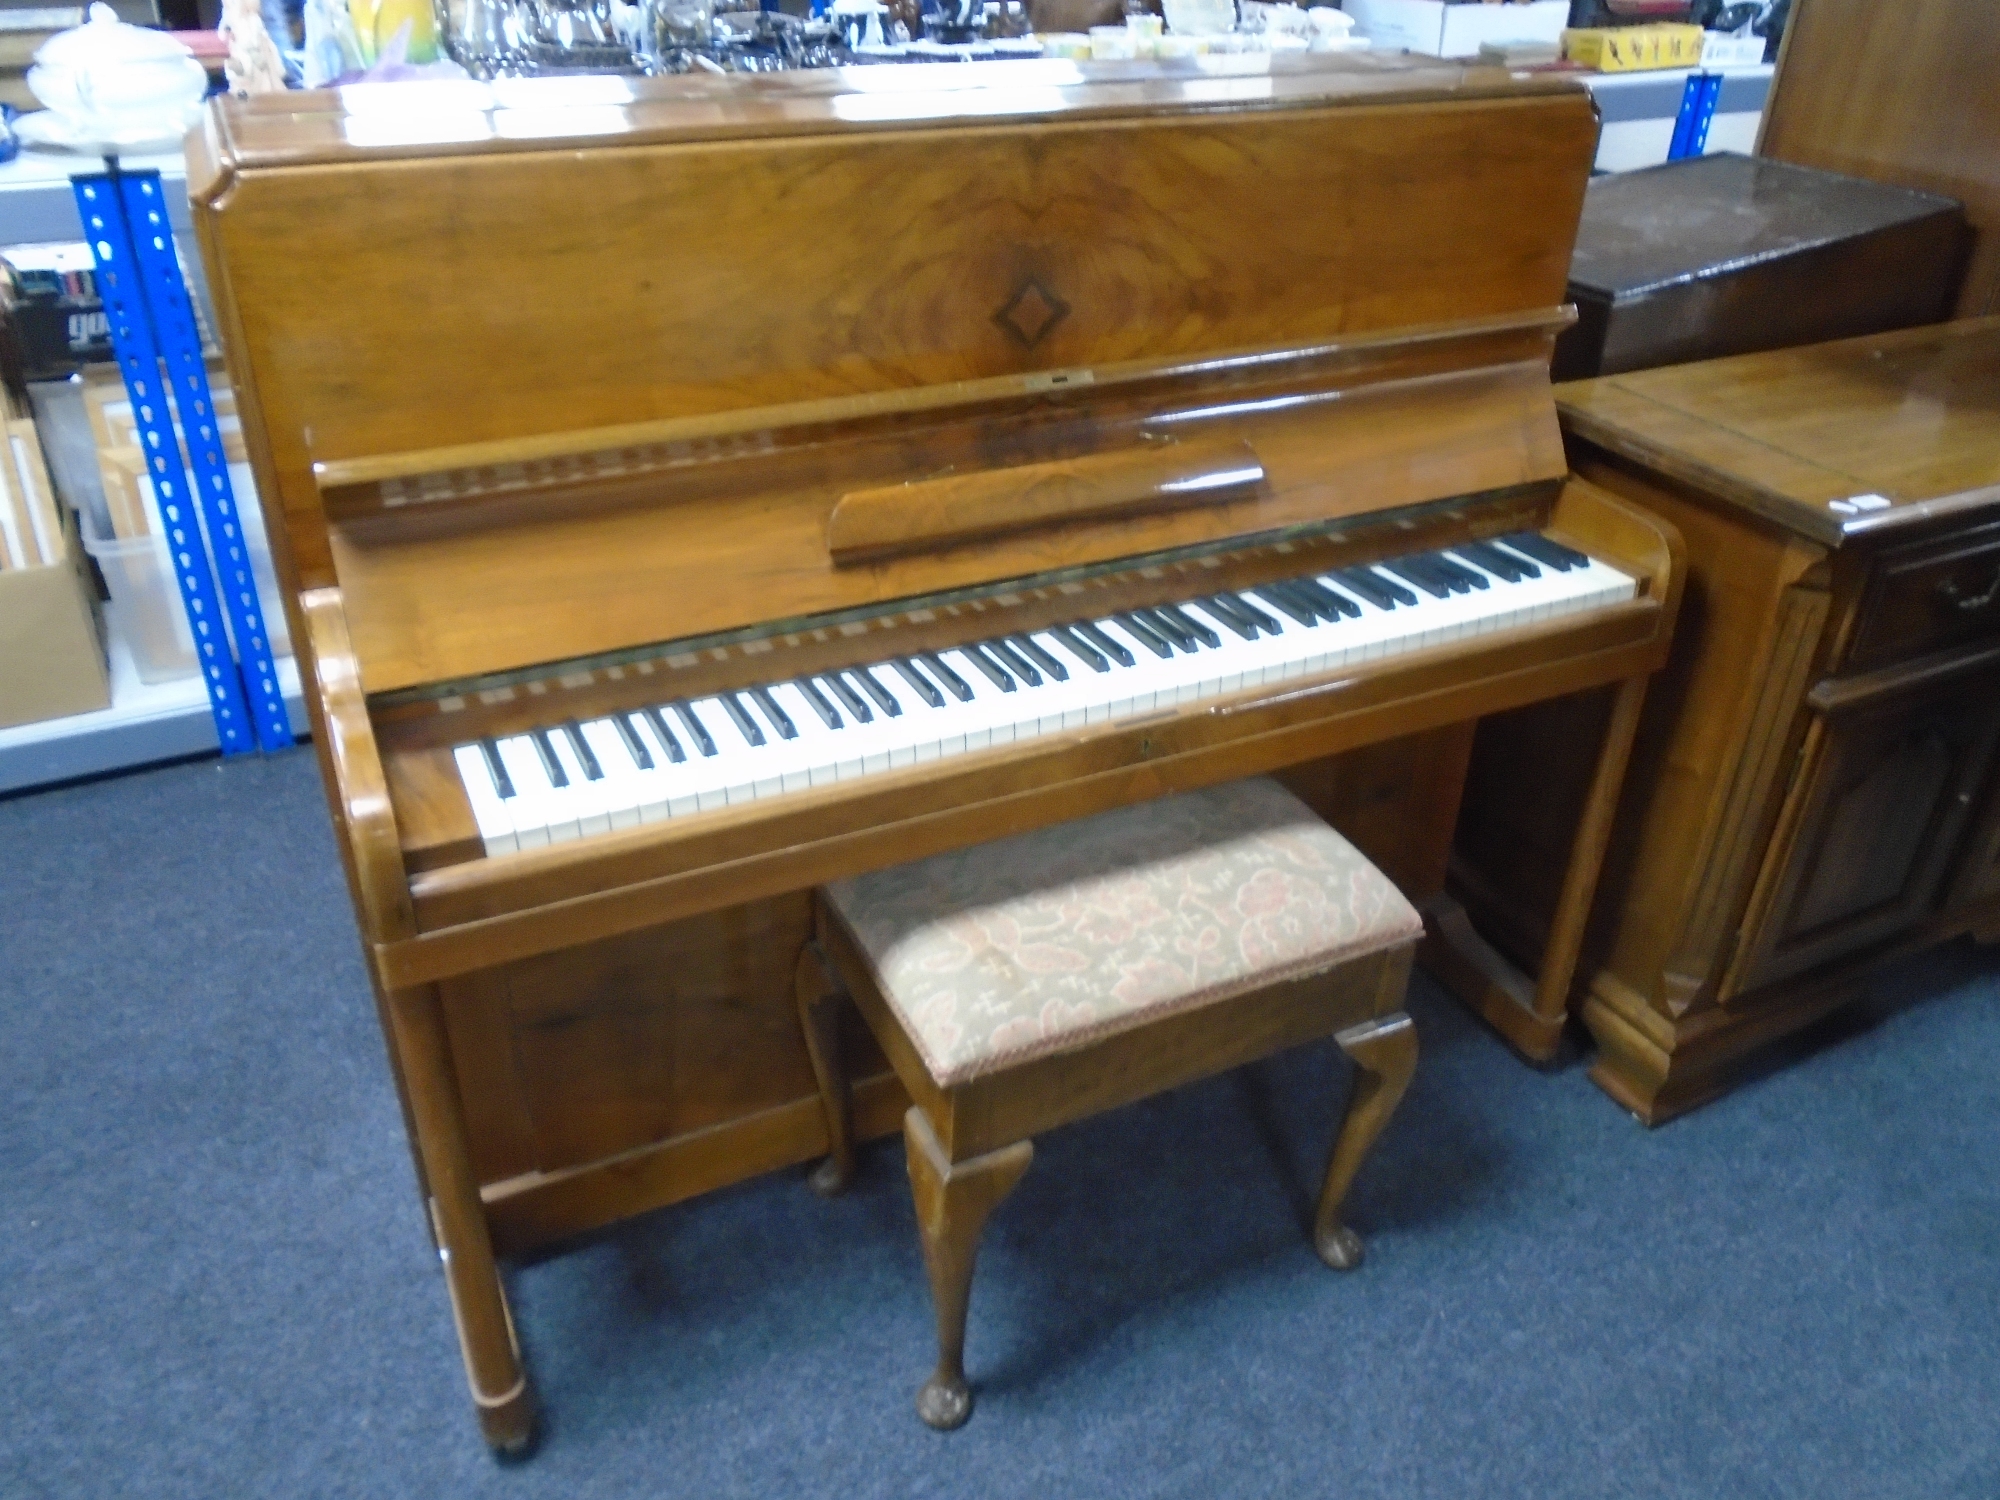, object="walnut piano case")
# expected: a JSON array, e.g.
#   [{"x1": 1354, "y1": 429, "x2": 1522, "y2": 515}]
[
  {"x1": 188, "y1": 56, "x2": 1680, "y2": 1449},
  {"x1": 1456, "y1": 318, "x2": 2000, "y2": 1124}
]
